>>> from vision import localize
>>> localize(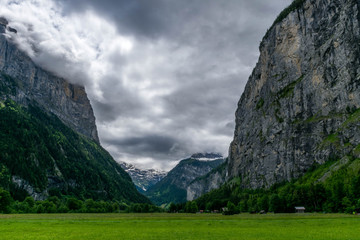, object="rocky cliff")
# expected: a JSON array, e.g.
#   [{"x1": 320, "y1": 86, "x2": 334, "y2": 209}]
[
  {"x1": 228, "y1": 0, "x2": 360, "y2": 188},
  {"x1": 0, "y1": 18, "x2": 150, "y2": 203},
  {"x1": 186, "y1": 160, "x2": 227, "y2": 201},
  {"x1": 0, "y1": 18, "x2": 98, "y2": 142}
]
